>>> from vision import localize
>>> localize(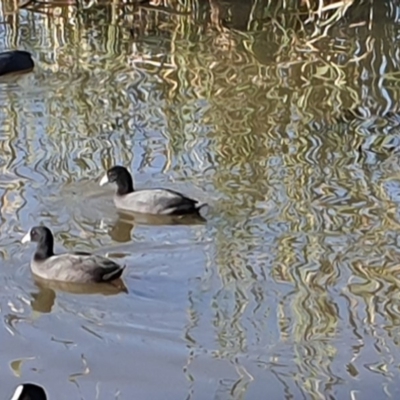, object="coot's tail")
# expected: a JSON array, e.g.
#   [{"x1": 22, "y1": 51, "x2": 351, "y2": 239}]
[{"x1": 0, "y1": 50, "x2": 34, "y2": 76}]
